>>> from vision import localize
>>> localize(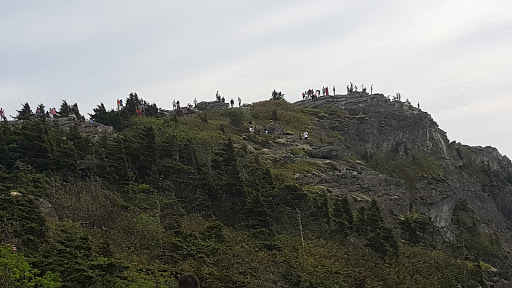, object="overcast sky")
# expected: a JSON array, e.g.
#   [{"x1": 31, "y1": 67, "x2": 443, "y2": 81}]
[{"x1": 1, "y1": 0, "x2": 511, "y2": 157}]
